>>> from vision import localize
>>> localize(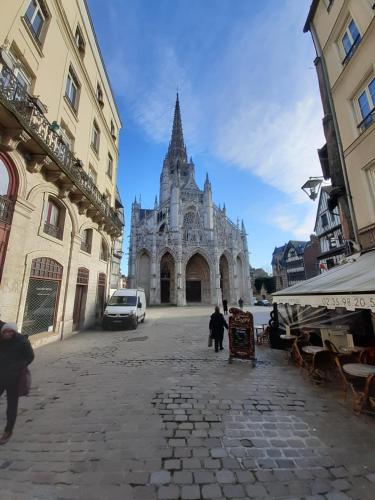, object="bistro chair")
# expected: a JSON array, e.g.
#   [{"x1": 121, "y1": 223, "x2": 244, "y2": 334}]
[
  {"x1": 359, "y1": 348, "x2": 375, "y2": 366},
  {"x1": 324, "y1": 339, "x2": 339, "y2": 354},
  {"x1": 334, "y1": 353, "x2": 360, "y2": 397},
  {"x1": 310, "y1": 350, "x2": 335, "y2": 383},
  {"x1": 351, "y1": 374, "x2": 375, "y2": 415}
]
